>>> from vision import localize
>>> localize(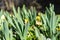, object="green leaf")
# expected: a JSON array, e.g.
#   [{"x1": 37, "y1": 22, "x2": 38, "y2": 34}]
[
  {"x1": 4, "y1": 12, "x2": 15, "y2": 28},
  {"x1": 2, "y1": 20, "x2": 9, "y2": 40},
  {"x1": 24, "y1": 23, "x2": 30, "y2": 39}
]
